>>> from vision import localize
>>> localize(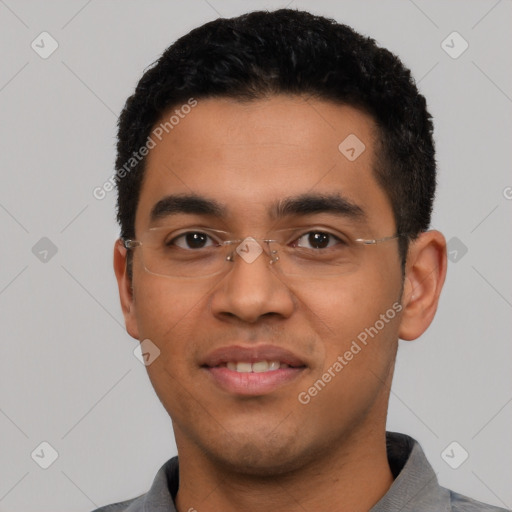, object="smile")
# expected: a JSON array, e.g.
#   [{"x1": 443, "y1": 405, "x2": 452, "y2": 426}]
[
  {"x1": 222, "y1": 361, "x2": 291, "y2": 373},
  {"x1": 201, "y1": 344, "x2": 308, "y2": 396}
]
